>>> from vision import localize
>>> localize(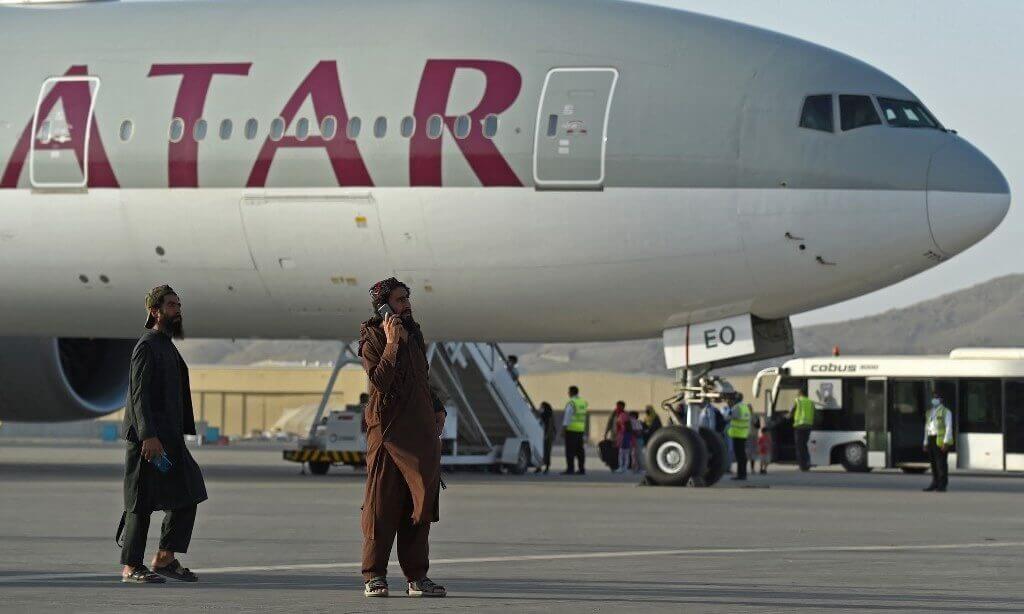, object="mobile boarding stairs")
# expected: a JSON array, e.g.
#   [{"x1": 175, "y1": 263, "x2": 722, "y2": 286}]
[{"x1": 283, "y1": 341, "x2": 544, "y2": 475}]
